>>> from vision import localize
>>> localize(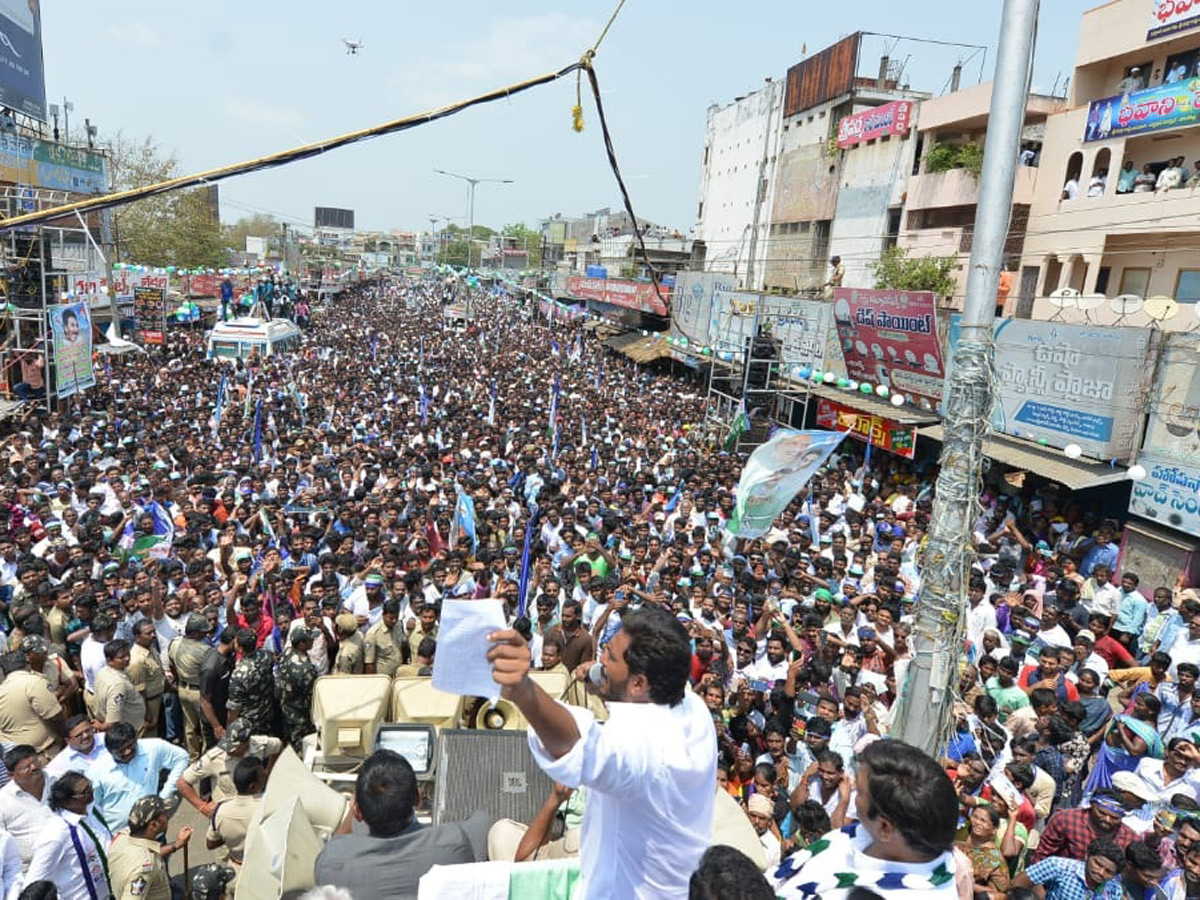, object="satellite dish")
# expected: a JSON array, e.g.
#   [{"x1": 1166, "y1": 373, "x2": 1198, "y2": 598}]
[
  {"x1": 1145, "y1": 294, "x2": 1180, "y2": 324},
  {"x1": 1076, "y1": 293, "x2": 1105, "y2": 311},
  {"x1": 1047, "y1": 288, "x2": 1080, "y2": 308},
  {"x1": 1109, "y1": 294, "x2": 1144, "y2": 317}
]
